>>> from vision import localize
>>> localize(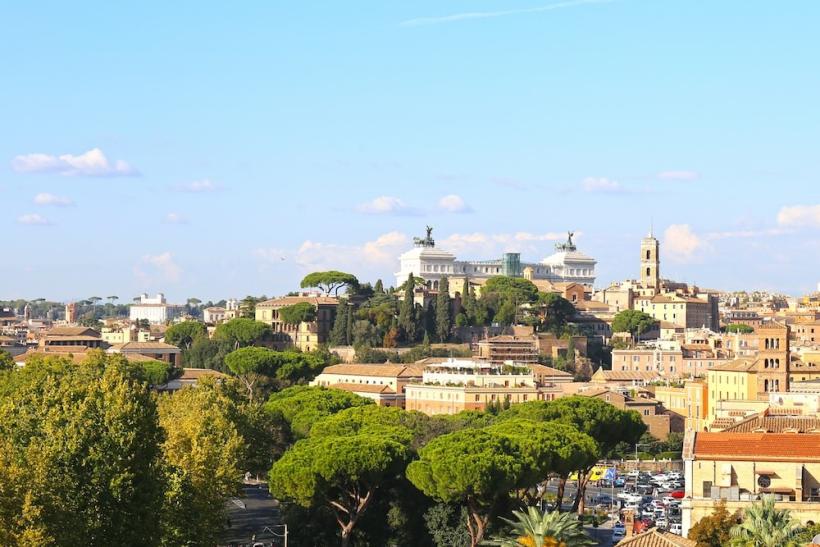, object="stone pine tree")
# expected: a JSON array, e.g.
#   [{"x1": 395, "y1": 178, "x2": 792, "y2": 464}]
[
  {"x1": 330, "y1": 299, "x2": 350, "y2": 346},
  {"x1": 436, "y1": 276, "x2": 452, "y2": 342},
  {"x1": 399, "y1": 273, "x2": 416, "y2": 342}
]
